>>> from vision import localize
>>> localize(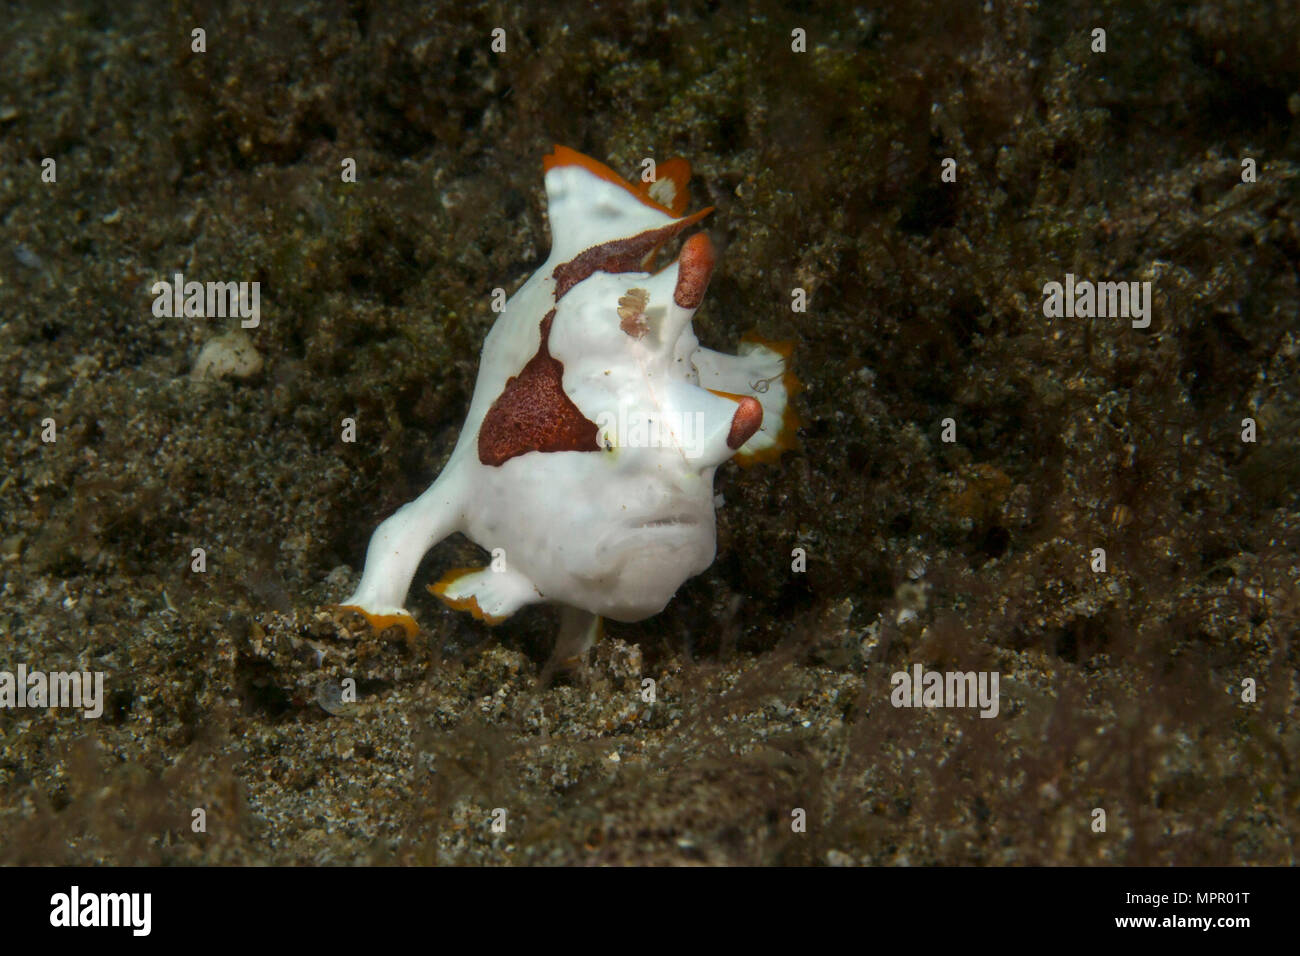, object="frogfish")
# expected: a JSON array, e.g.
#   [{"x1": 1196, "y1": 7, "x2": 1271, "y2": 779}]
[{"x1": 338, "y1": 146, "x2": 798, "y2": 666}]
